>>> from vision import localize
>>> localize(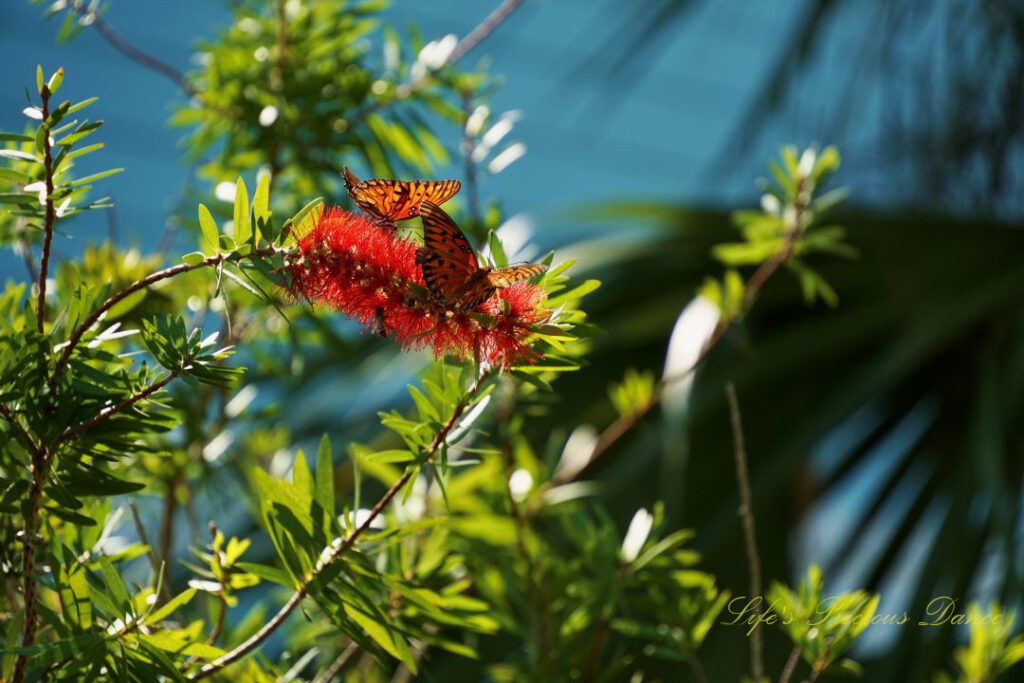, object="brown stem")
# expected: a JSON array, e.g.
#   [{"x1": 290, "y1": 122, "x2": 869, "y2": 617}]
[
  {"x1": 53, "y1": 372, "x2": 178, "y2": 448},
  {"x1": 52, "y1": 247, "x2": 279, "y2": 380},
  {"x1": 779, "y1": 645, "x2": 802, "y2": 683},
  {"x1": 499, "y1": 422, "x2": 549, "y2": 668},
  {"x1": 189, "y1": 371, "x2": 489, "y2": 679},
  {"x1": 353, "y1": 0, "x2": 525, "y2": 124},
  {"x1": 68, "y1": 1, "x2": 198, "y2": 99},
  {"x1": 437, "y1": 0, "x2": 525, "y2": 74},
  {"x1": 17, "y1": 235, "x2": 37, "y2": 283},
  {"x1": 686, "y1": 652, "x2": 710, "y2": 683},
  {"x1": 313, "y1": 642, "x2": 360, "y2": 683},
  {"x1": 579, "y1": 616, "x2": 610, "y2": 683},
  {"x1": 388, "y1": 625, "x2": 436, "y2": 683},
  {"x1": 205, "y1": 522, "x2": 226, "y2": 646},
  {"x1": 460, "y1": 92, "x2": 481, "y2": 228},
  {"x1": 11, "y1": 444, "x2": 50, "y2": 683},
  {"x1": 557, "y1": 183, "x2": 809, "y2": 484},
  {"x1": 128, "y1": 500, "x2": 163, "y2": 588},
  {"x1": 0, "y1": 405, "x2": 43, "y2": 457},
  {"x1": 12, "y1": 86, "x2": 56, "y2": 682},
  {"x1": 159, "y1": 477, "x2": 181, "y2": 580},
  {"x1": 35, "y1": 85, "x2": 54, "y2": 333},
  {"x1": 725, "y1": 383, "x2": 764, "y2": 681}
]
